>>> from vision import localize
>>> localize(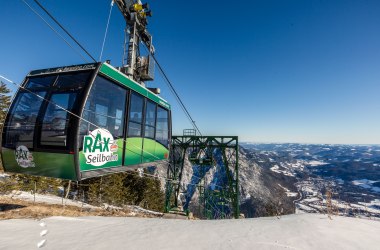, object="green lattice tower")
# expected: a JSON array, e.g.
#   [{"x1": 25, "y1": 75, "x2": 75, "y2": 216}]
[{"x1": 165, "y1": 135, "x2": 239, "y2": 219}]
